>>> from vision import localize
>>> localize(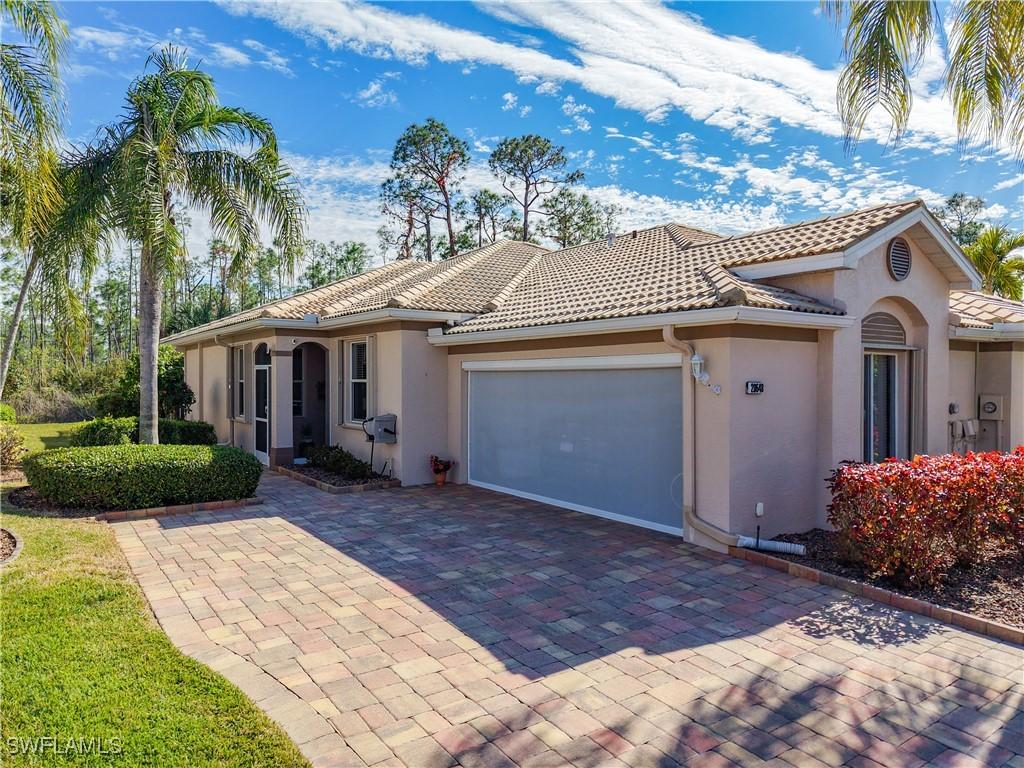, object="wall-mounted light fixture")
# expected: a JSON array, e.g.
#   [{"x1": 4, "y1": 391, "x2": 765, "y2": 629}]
[{"x1": 689, "y1": 353, "x2": 721, "y2": 395}]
